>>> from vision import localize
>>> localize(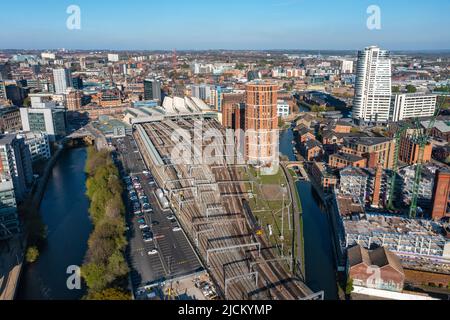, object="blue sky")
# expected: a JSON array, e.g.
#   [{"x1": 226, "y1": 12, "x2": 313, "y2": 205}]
[{"x1": 0, "y1": 0, "x2": 449, "y2": 50}]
